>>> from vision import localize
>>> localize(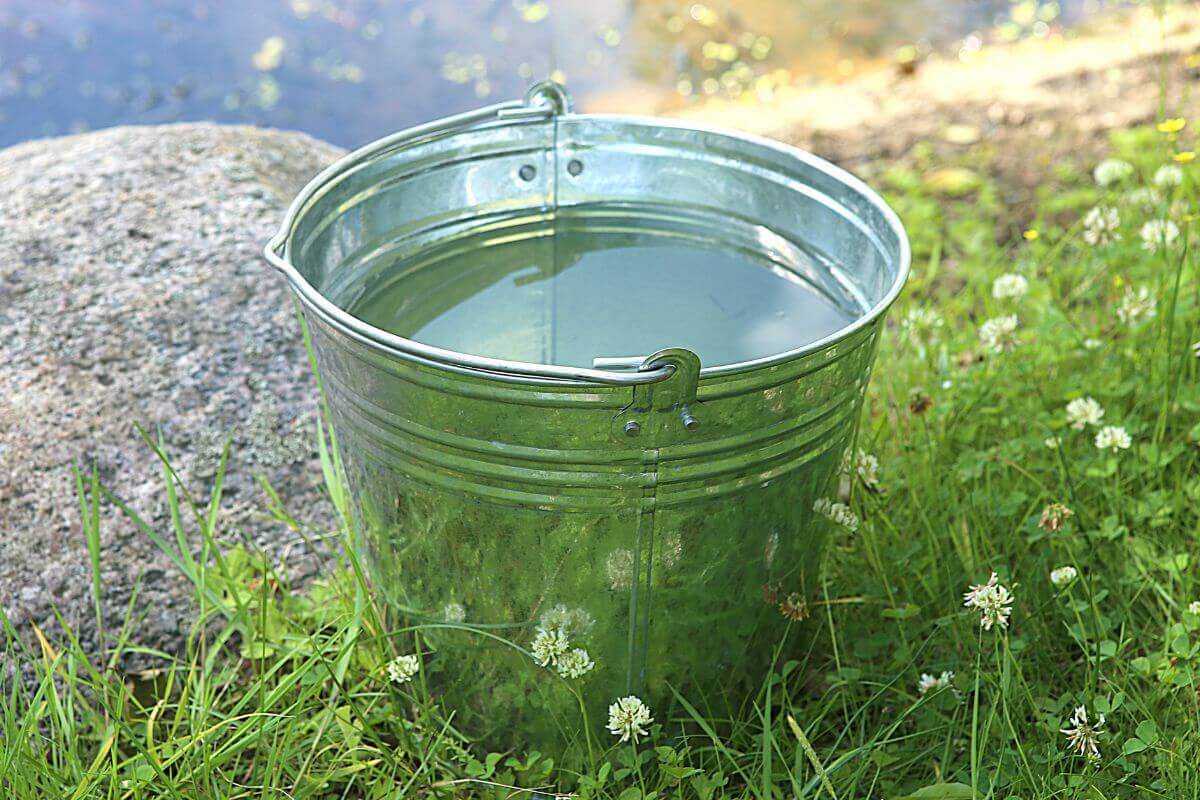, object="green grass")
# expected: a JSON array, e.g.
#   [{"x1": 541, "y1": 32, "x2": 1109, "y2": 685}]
[{"x1": 4, "y1": 120, "x2": 1200, "y2": 799}]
